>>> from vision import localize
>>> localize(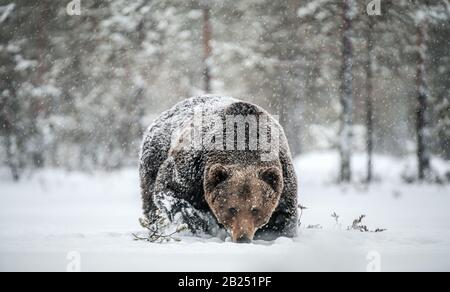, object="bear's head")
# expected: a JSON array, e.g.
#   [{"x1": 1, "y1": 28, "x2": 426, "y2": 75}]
[{"x1": 204, "y1": 163, "x2": 283, "y2": 243}]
